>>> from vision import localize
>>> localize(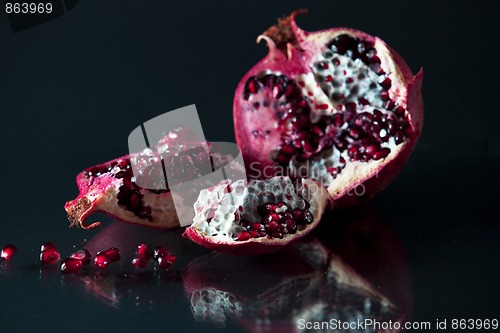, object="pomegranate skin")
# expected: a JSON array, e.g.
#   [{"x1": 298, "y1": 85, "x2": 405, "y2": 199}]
[{"x1": 233, "y1": 10, "x2": 423, "y2": 208}]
